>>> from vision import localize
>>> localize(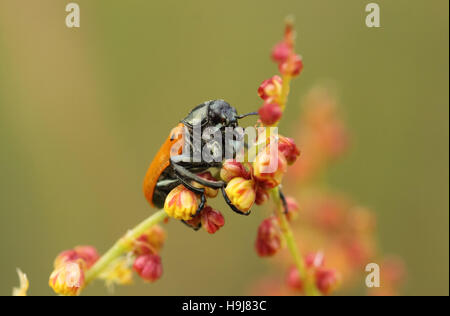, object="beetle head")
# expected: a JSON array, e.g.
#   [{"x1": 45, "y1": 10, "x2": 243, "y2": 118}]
[{"x1": 208, "y1": 100, "x2": 239, "y2": 127}]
